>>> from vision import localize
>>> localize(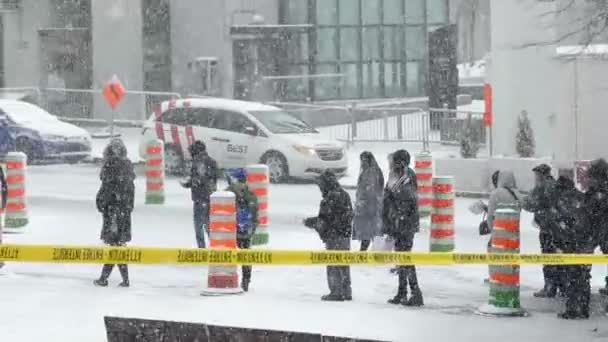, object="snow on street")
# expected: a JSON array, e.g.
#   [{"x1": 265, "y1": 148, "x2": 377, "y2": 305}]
[{"x1": 1, "y1": 163, "x2": 607, "y2": 341}]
